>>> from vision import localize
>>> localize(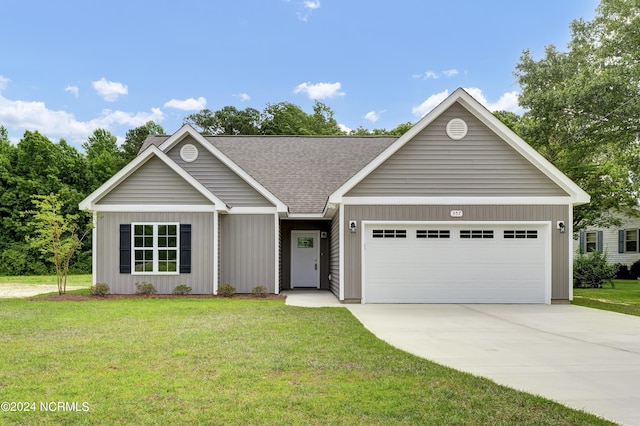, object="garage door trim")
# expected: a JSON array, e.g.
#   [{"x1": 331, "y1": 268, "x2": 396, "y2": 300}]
[{"x1": 361, "y1": 221, "x2": 552, "y2": 304}]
